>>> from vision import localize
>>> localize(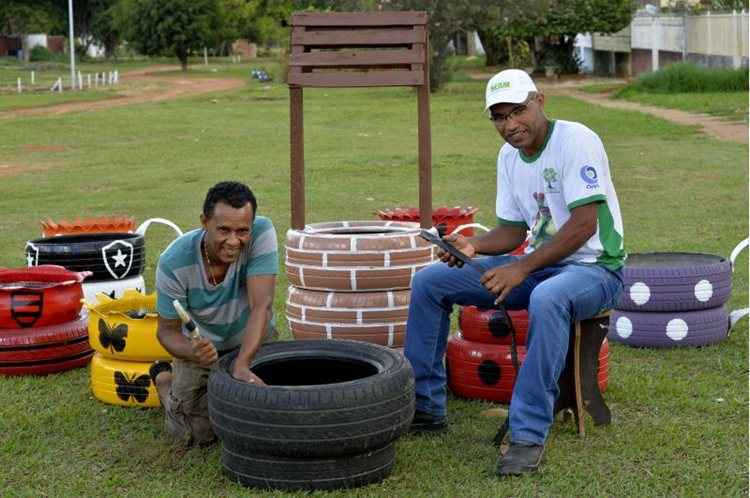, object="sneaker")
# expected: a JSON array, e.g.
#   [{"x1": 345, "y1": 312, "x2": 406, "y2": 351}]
[
  {"x1": 409, "y1": 410, "x2": 448, "y2": 433},
  {"x1": 496, "y1": 441, "x2": 545, "y2": 476},
  {"x1": 148, "y1": 360, "x2": 172, "y2": 385}
]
